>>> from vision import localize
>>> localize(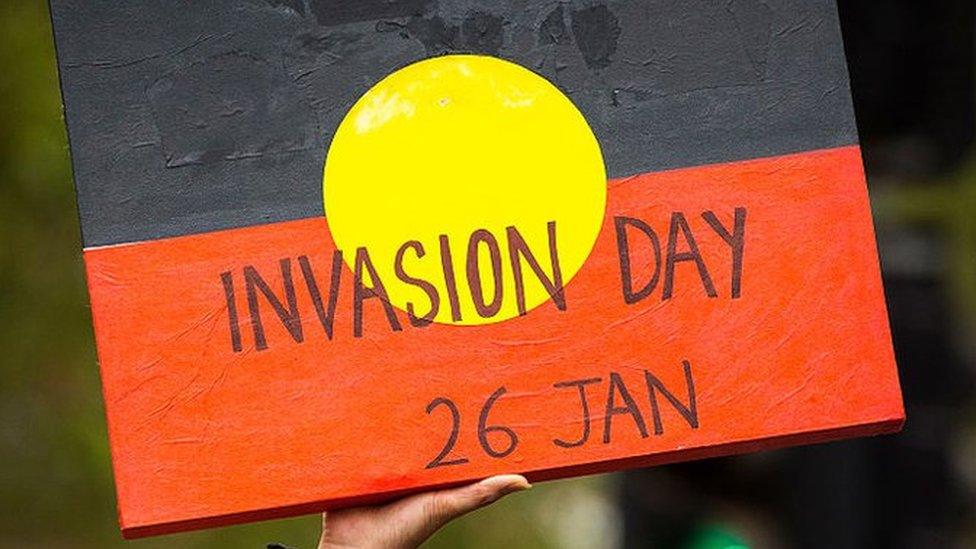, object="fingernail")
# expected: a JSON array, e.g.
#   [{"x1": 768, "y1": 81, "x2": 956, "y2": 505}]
[{"x1": 482, "y1": 474, "x2": 532, "y2": 496}]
